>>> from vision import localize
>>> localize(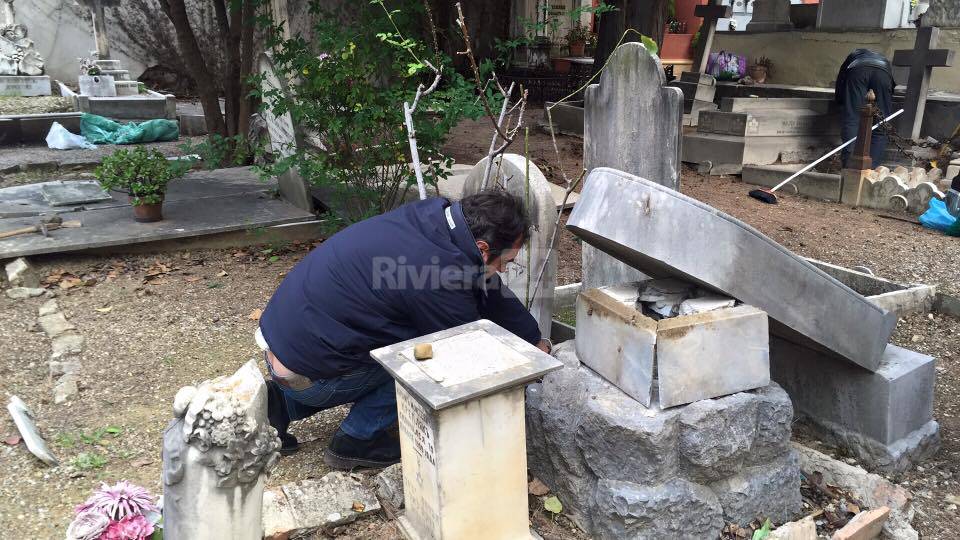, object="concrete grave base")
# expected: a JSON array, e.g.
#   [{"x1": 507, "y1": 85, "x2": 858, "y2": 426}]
[
  {"x1": 0, "y1": 75, "x2": 51, "y2": 97},
  {"x1": 682, "y1": 132, "x2": 836, "y2": 172},
  {"x1": 742, "y1": 164, "x2": 842, "y2": 202},
  {"x1": 771, "y1": 338, "x2": 939, "y2": 474},
  {"x1": 526, "y1": 341, "x2": 801, "y2": 539}
]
